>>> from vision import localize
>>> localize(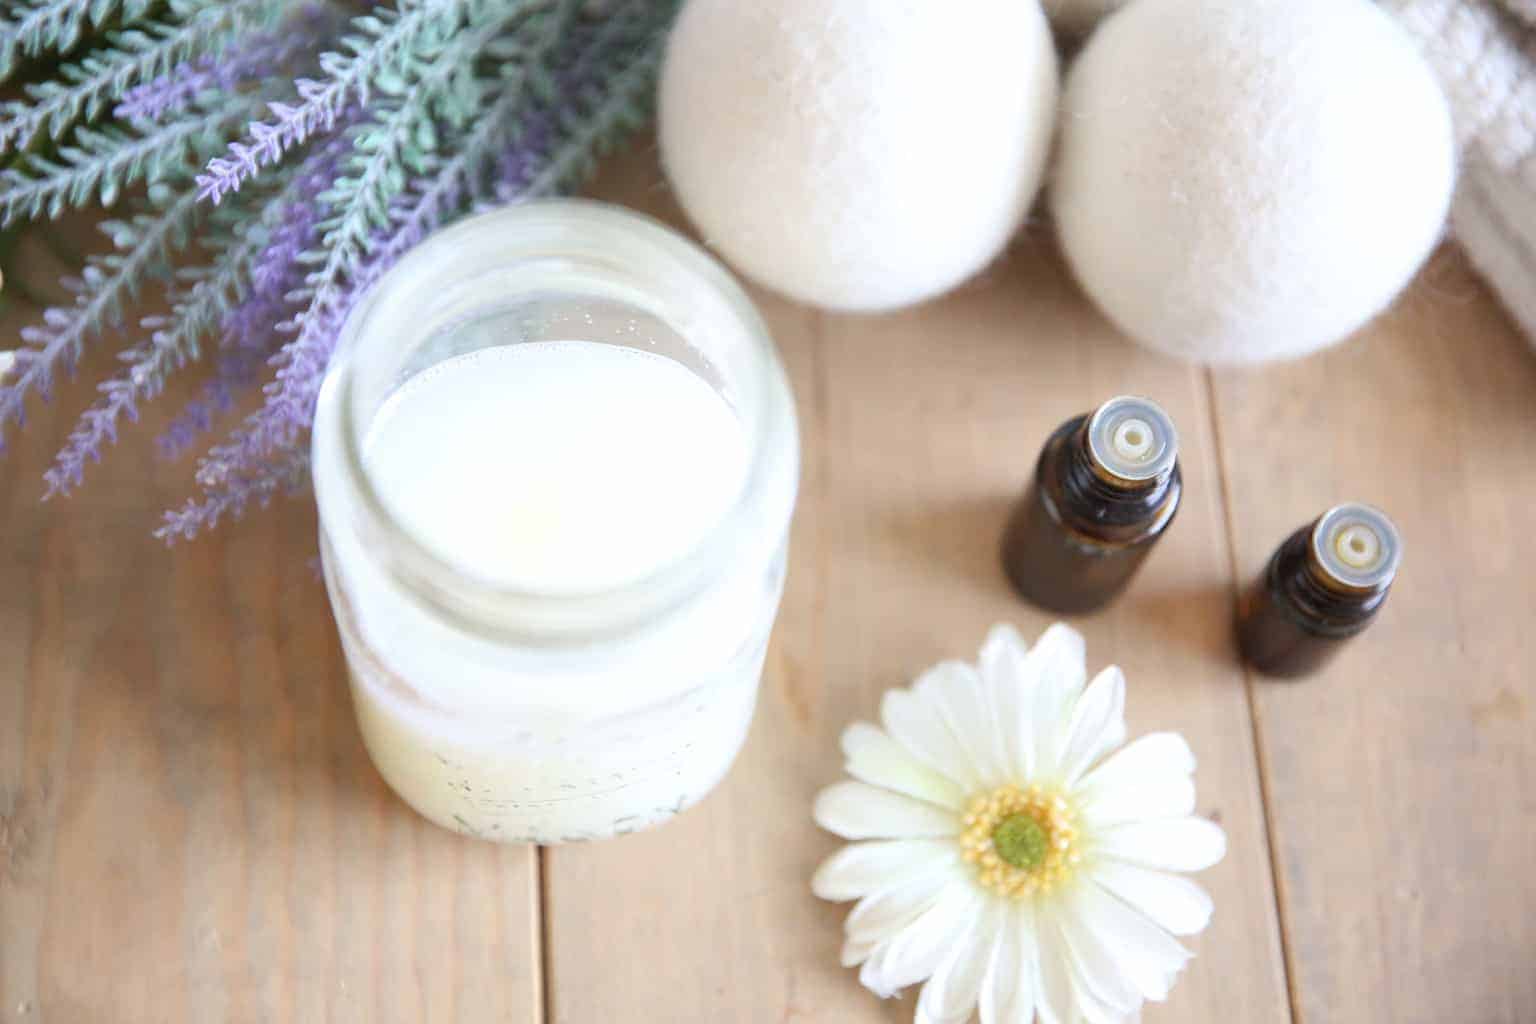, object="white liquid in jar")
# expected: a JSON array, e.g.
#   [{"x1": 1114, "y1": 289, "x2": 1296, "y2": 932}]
[
  {"x1": 364, "y1": 341, "x2": 748, "y2": 592},
  {"x1": 334, "y1": 340, "x2": 781, "y2": 842}
]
